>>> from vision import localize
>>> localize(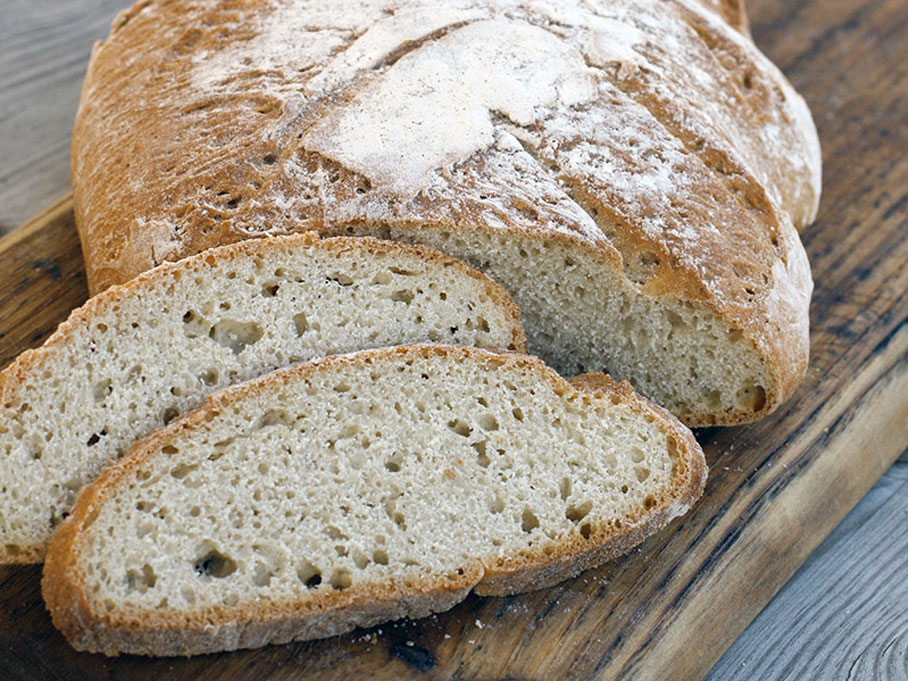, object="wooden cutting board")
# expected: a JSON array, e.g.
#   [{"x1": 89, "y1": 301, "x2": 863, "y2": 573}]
[{"x1": 1, "y1": 0, "x2": 907, "y2": 677}]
